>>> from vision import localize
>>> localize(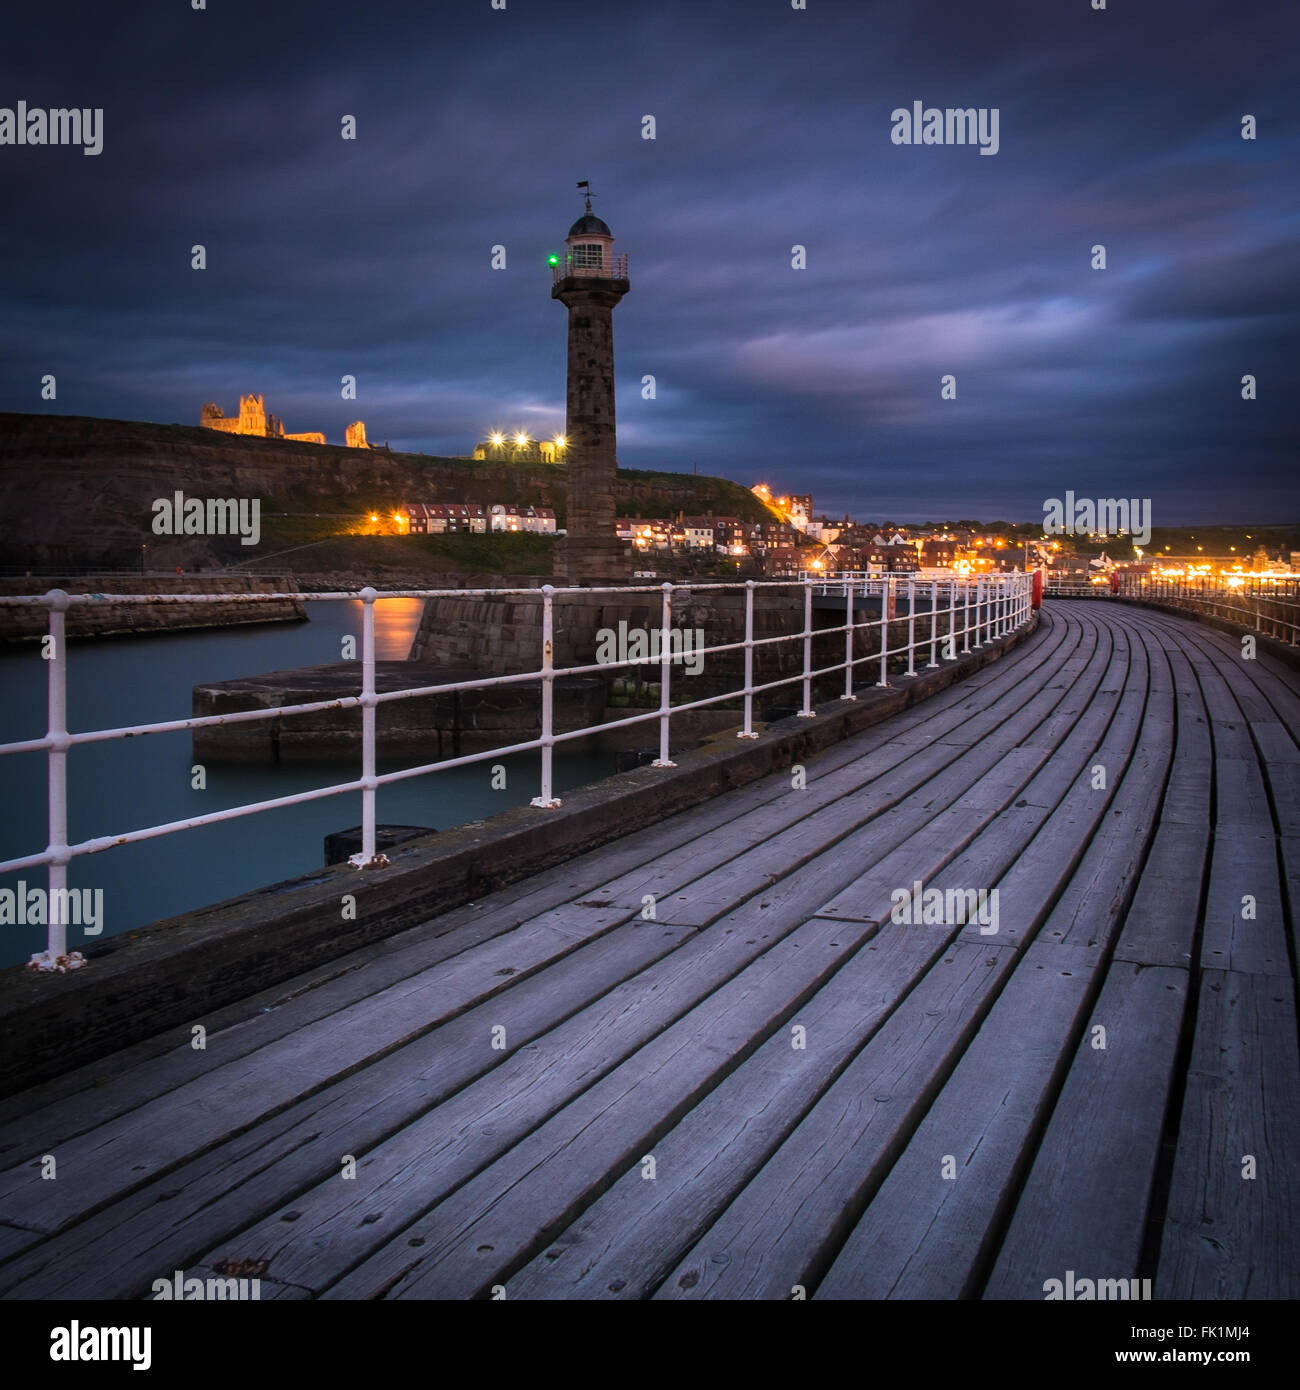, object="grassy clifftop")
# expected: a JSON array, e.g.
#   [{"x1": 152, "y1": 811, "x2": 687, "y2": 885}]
[{"x1": 0, "y1": 412, "x2": 774, "y2": 570}]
